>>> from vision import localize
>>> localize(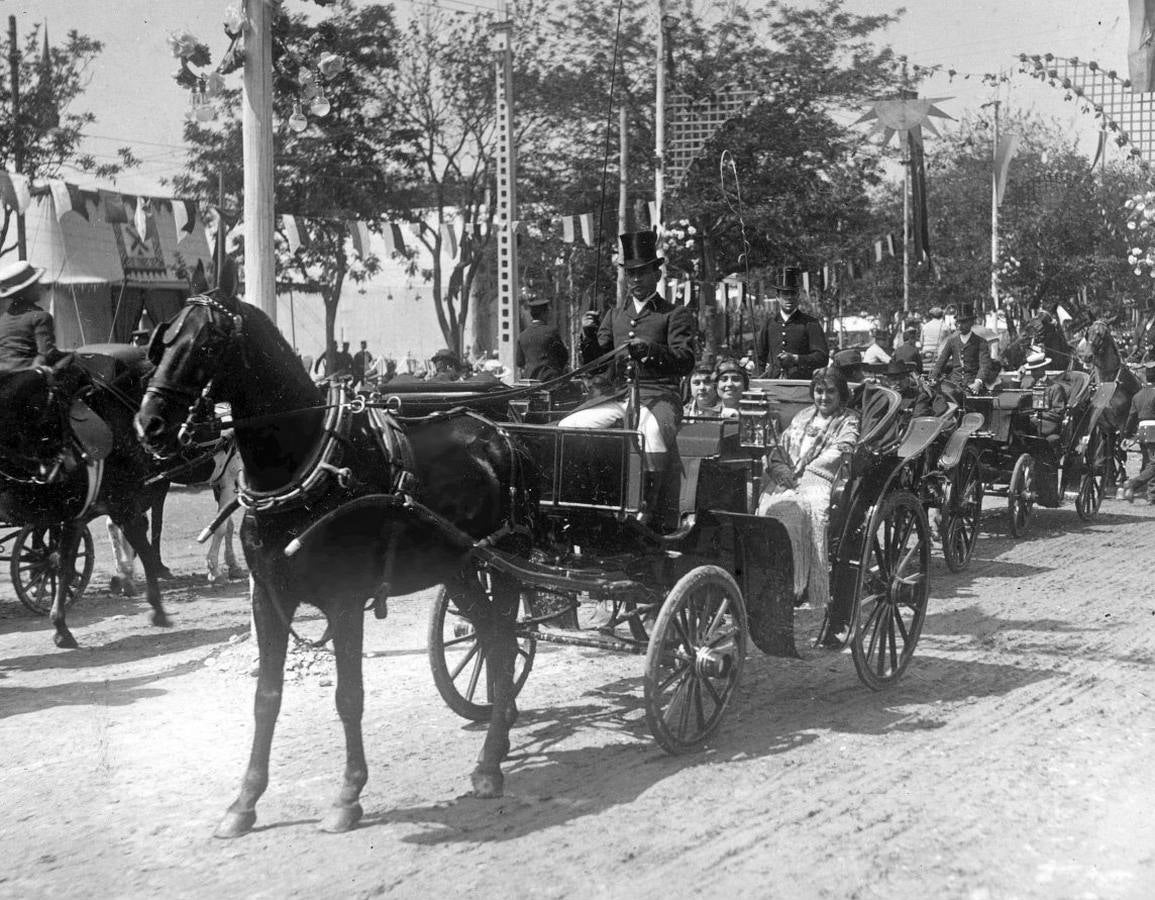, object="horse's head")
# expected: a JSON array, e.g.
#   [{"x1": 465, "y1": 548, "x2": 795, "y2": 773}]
[
  {"x1": 0, "y1": 368, "x2": 65, "y2": 475},
  {"x1": 1086, "y1": 319, "x2": 1113, "y2": 358},
  {"x1": 135, "y1": 292, "x2": 245, "y2": 459}
]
